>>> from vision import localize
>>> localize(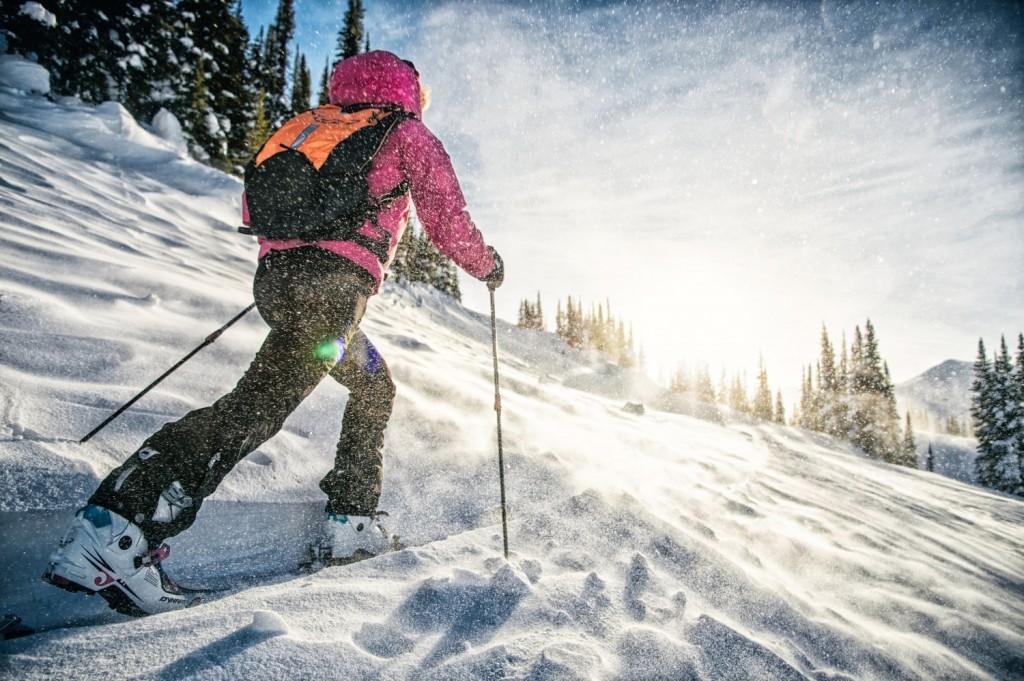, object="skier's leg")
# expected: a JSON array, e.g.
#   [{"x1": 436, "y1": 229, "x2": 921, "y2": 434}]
[
  {"x1": 90, "y1": 248, "x2": 372, "y2": 543},
  {"x1": 319, "y1": 331, "x2": 395, "y2": 516}
]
